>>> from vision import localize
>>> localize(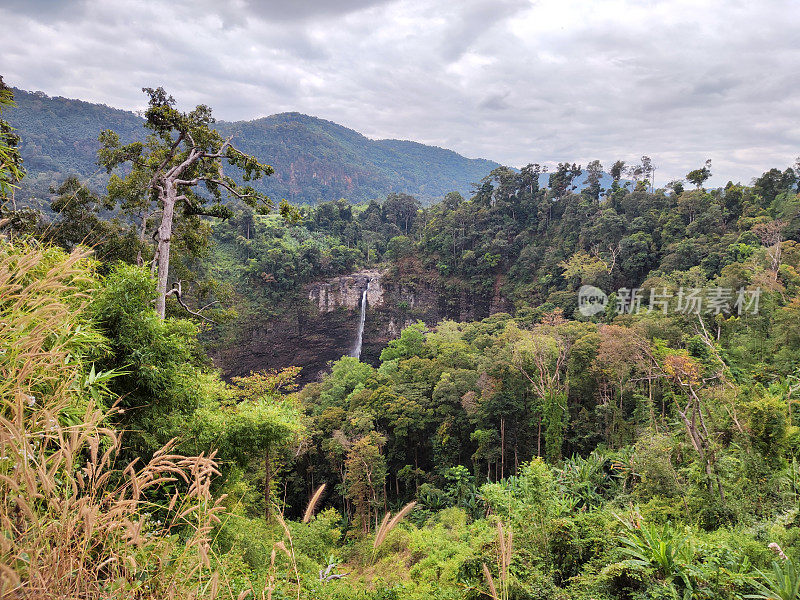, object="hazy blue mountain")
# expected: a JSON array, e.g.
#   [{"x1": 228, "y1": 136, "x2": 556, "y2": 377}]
[
  {"x1": 7, "y1": 89, "x2": 500, "y2": 204},
  {"x1": 538, "y1": 170, "x2": 618, "y2": 191}
]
